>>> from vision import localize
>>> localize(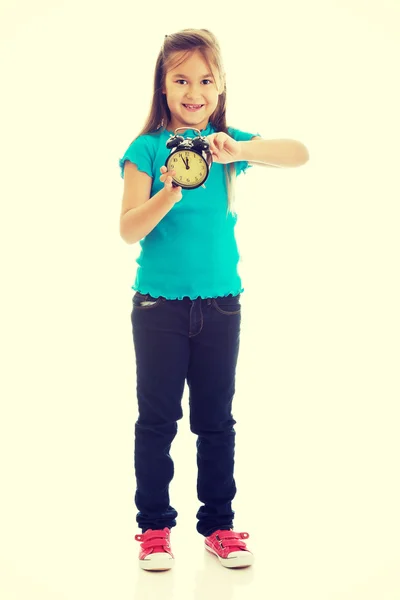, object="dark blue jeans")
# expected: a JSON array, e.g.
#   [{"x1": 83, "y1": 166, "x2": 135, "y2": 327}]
[{"x1": 130, "y1": 291, "x2": 241, "y2": 537}]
